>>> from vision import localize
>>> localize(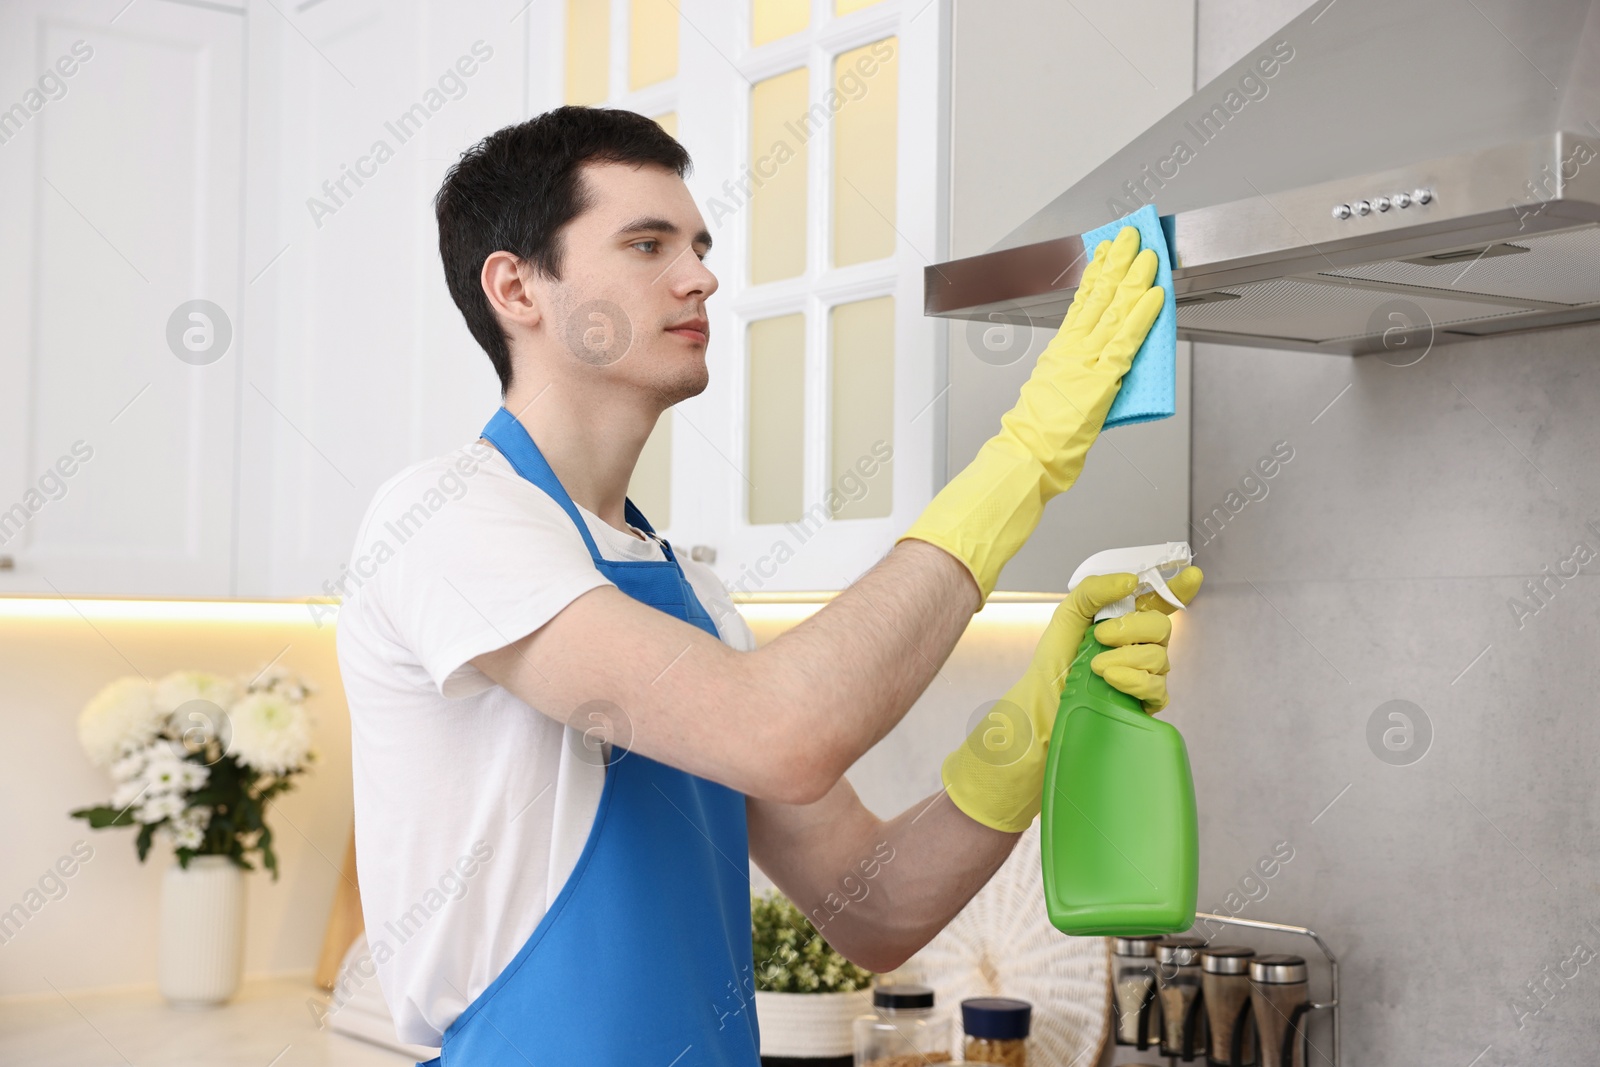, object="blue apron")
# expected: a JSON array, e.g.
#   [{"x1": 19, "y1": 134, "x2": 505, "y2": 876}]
[{"x1": 418, "y1": 407, "x2": 762, "y2": 1066}]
